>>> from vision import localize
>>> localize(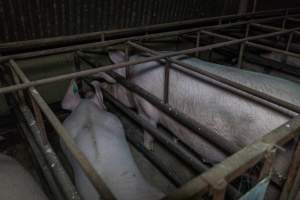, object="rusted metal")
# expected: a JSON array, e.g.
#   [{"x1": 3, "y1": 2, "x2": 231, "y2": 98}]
[
  {"x1": 164, "y1": 112, "x2": 300, "y2": 200},
  {"x1": 238, "y1": 23, "x2": 251, "y2": 68},
  {"x1": 0, "y1": 68, "x2": 65, "y2": 200},
  {"x1": 1, "y1": 13, "x2": 300, "y2": 62},
  {"x1": 0, "y1": 26, "x2": 299, "y2": 97},
  {"x1": 0, "y1": 8, "x2": 300, "y2": 200},
  {"x1": 102, "y1": 90, "x2": 208, "y2": 173},
  {"x1": 258, "y1": 149, "x2": 276, "y2": 181},
  {"x1": 30, "y1": 96, "x2": 48, "y2": 145},
  {"x1": 3, "y1": 6, "x2": 296, "y2": 48},
  {"x1": 127, "y1": 41, "x2": 300, "y2": 115},
  {"x1": 288, "y1": 161, "x2": 300, "y2": 200},
  {"x1": 77, "y1": 52, "x2": 235, "y2": 155},
  {"x1": 211, "y1": 179, "x2": 227, "y2": 200},
  {"x1": 280, "y1": 139, "x2": 300, "y2": 200},
  {"x1": 9, "y1": 60, "x2": 116, "y2": 200},
  {"x1": 163, "y1": 62, "x2": 170, "y2": 104},
  {"x1": 195, "y1": 32, "x2": 201, "y2": 57}
]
